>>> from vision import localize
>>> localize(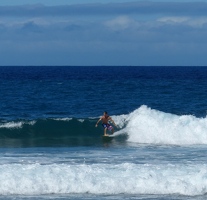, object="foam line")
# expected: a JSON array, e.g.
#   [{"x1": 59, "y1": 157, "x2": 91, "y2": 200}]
[{"x1": 0, "y1": 163, "x2": 207, "y2": 196}]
